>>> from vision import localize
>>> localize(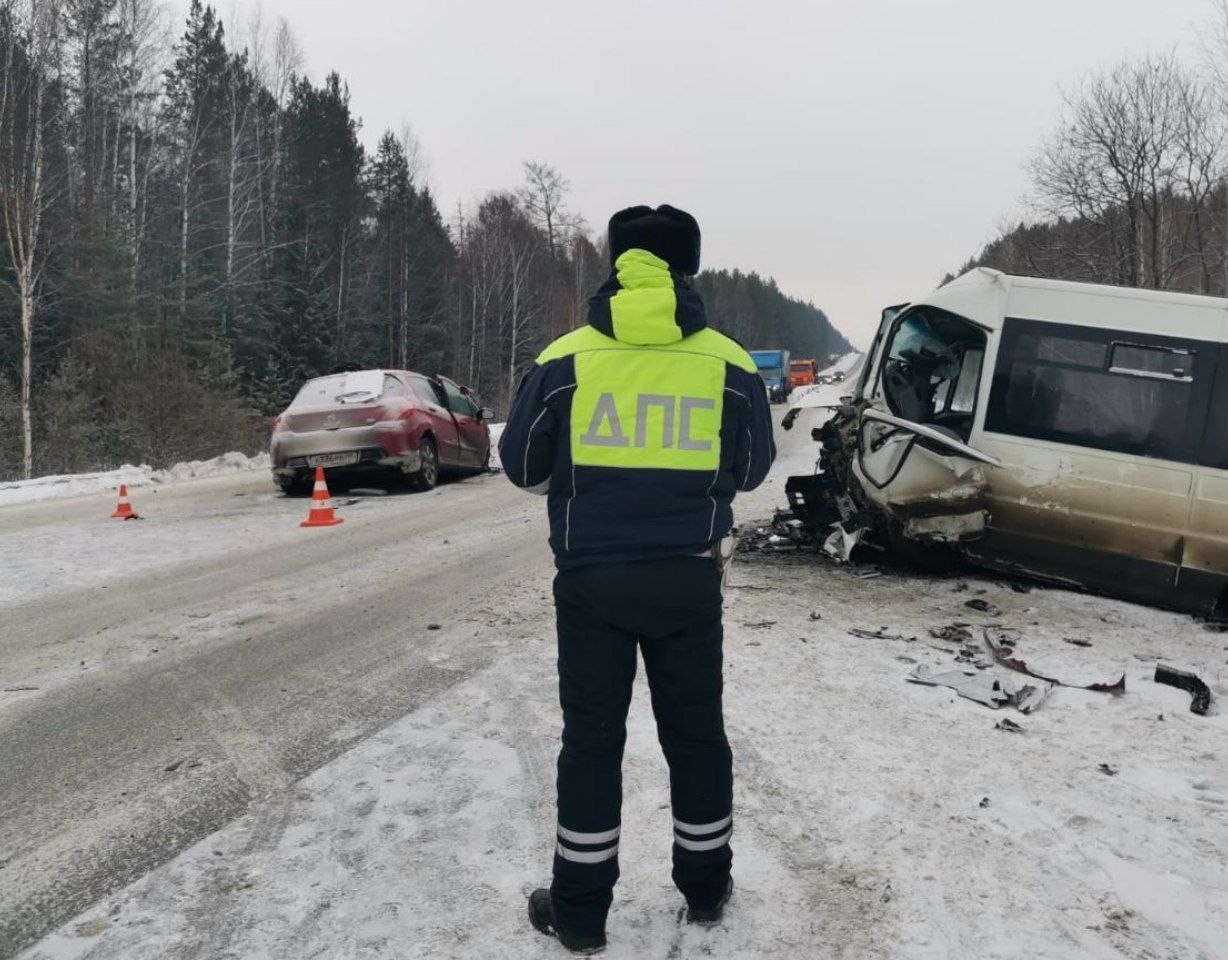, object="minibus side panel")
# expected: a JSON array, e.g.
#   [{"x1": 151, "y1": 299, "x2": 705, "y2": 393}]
[
  {"x1": 970, "y1": 316, "x2": 1213, "y2": 609},
  {"x1": 968, "y1": 439, "x2": 1194, "y2": 604},
  {"x1": 1181, "y1": 343, "x2": 1228, "y2": 611}
]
